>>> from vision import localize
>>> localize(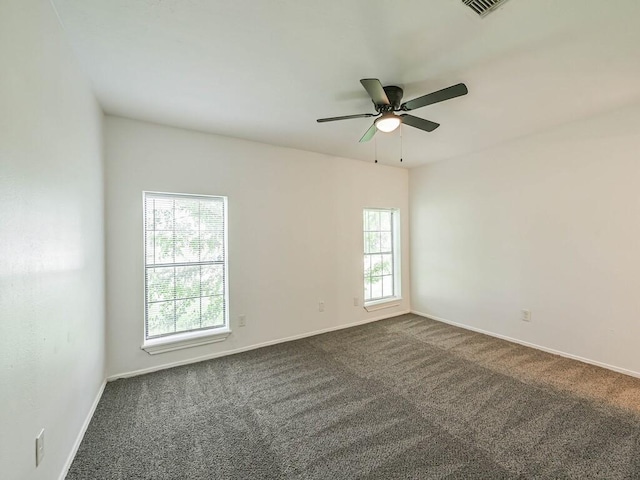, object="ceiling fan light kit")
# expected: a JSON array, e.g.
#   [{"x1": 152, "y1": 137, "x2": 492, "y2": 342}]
[
  {"x1": 375, "y1": 113, "x2": 401, "y2": 133},
  {"x1": 317, "y1": 78, "x2": 468, "y2": 143}
]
